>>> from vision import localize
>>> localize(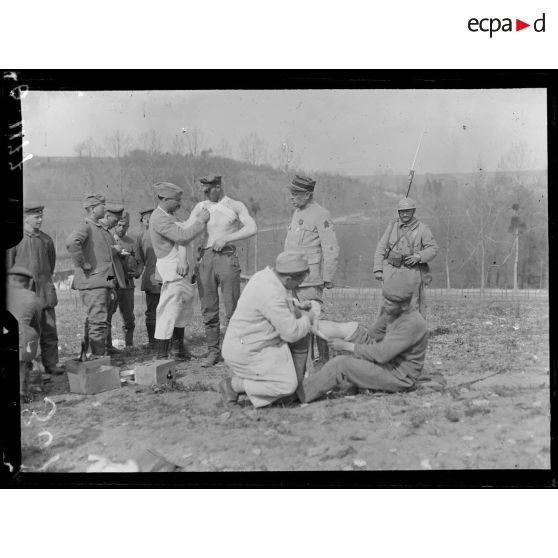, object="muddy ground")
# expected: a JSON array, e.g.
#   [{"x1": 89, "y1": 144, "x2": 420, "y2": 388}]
[{"x1": 19, "y1": 290, "x2": 550, "y2": 473}]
